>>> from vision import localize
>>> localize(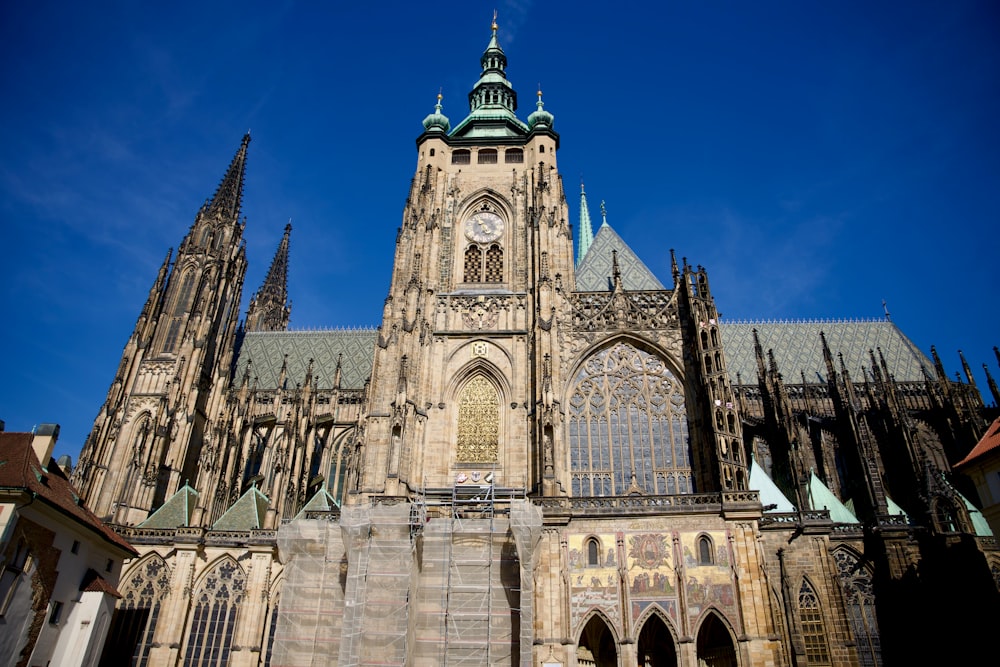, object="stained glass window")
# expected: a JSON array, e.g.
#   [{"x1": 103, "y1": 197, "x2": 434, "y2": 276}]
[
  {"x1": 568, "y1": 342, "x2": 692, "y2": 495},
  {"x1": 184, "y1": 559, "x2": 246, "y2": 667},
  {"x1": 102, "y1": 556, "x2": 171, "y2": 667}
]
